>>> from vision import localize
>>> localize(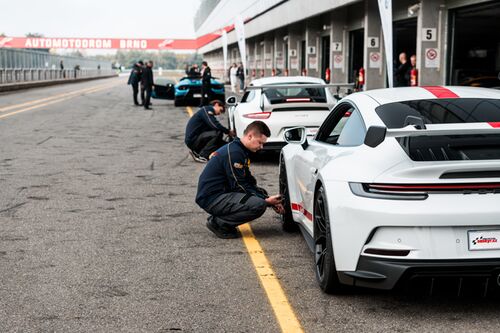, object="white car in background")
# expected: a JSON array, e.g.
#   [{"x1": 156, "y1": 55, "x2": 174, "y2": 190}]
[
  {"x1": 226, "y1": 76, "x2": 353, "y2": 151},
  {"x1": 279, "y1": 85, "x2": 500, "y2": 294}
]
